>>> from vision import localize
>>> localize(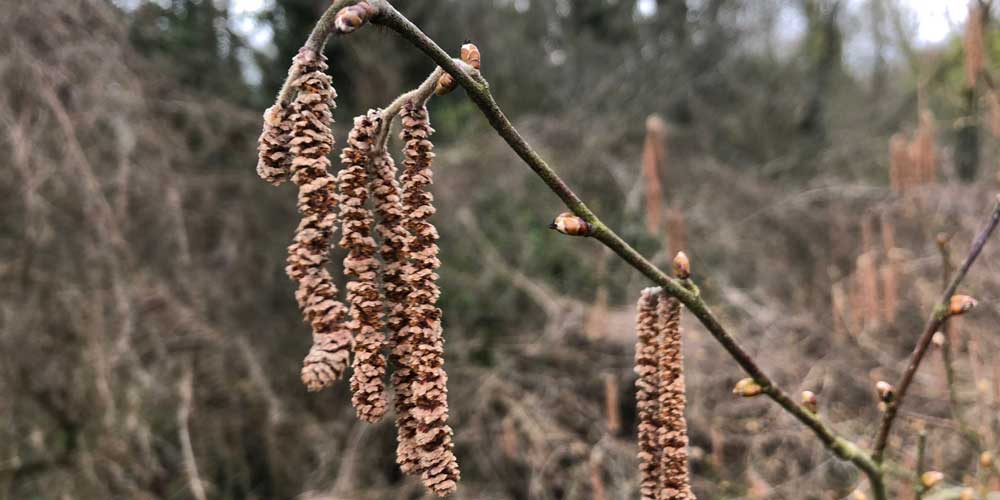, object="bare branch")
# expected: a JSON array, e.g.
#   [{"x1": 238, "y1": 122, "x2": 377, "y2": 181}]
[
  {"x1": 364, "y1": 0, "x2": 887, "y2": 495},
  {"x1": 873, "y1": 196, "x2": 1000, "y2": 462}
]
